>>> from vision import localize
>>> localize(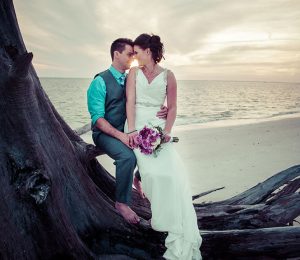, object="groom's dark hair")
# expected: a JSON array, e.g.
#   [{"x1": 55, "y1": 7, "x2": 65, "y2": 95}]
[{"x1": 110, "y1": 38, "x2": 133, "y2": 60}]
